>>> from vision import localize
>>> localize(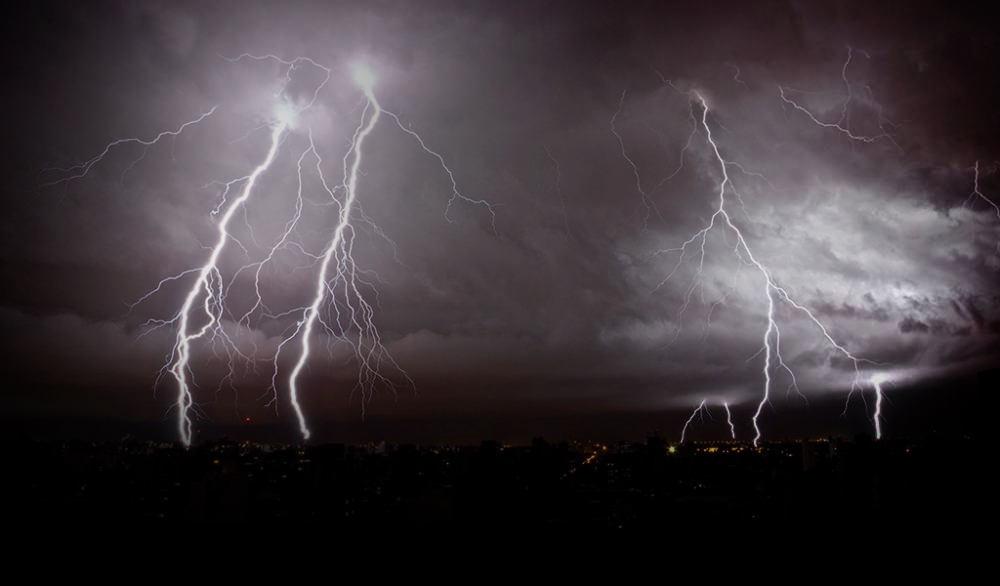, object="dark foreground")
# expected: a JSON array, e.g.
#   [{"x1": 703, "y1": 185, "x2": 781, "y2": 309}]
[{"x1": 3, "y1": 433, "x2": 982, "y2": 528}]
